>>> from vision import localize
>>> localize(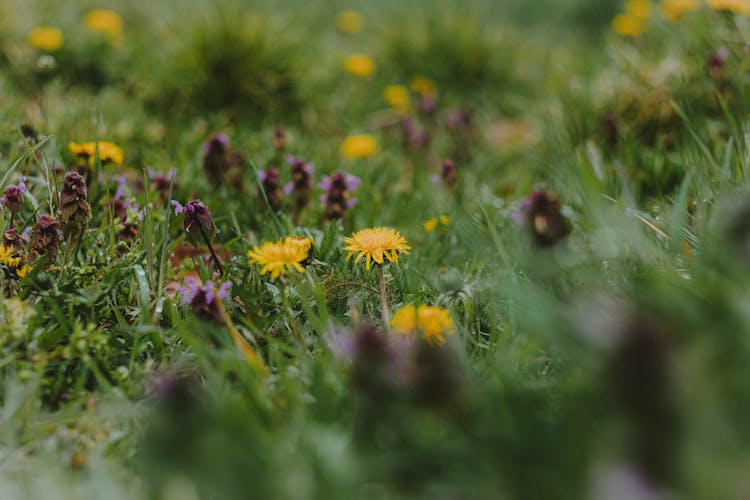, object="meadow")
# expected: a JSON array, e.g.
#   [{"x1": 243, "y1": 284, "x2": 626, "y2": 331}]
[{"x1": 2, "y1": 0, "x2": 750, "y2": 498}]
